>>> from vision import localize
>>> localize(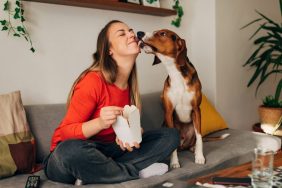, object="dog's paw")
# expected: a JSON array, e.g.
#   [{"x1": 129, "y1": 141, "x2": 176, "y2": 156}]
[
  {"x1": 170, "y1": 162, "x2": 181, "y2": 169},
  {"x1": 195, "y1": 154, "x2": 205, "y2": 164}
]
